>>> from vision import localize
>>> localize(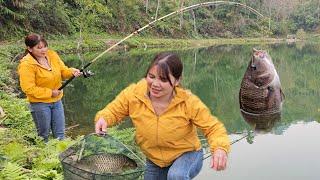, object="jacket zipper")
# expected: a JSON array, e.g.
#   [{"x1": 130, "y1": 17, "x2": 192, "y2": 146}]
[{"x1": 156, "y1": 115, "x2": 165, "y2": 165}]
